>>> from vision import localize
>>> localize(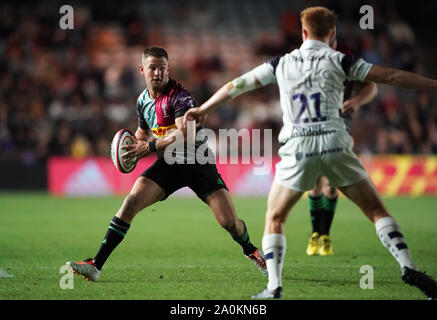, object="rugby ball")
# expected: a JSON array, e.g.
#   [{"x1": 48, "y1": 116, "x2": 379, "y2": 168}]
[{"x1": 111, "y1": 128, "x2": 137, "y2": 174}]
